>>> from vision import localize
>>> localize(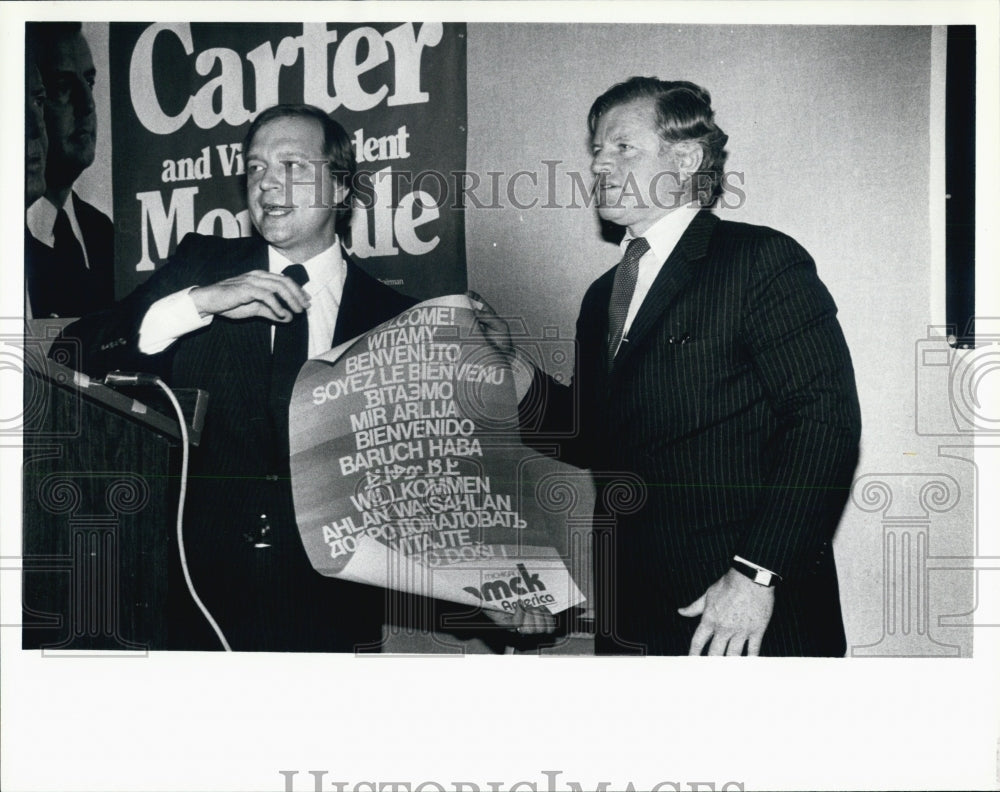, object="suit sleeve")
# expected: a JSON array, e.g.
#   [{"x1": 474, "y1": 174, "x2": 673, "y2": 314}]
[
  {"x1": 49, "y1": 234, "x2": 215, "y2": 379},
  {"x1": 734, "y1": 232, "x2": 862, "y2": 582},
  {"x1": 518, "y1": 288, "x2": 603, "y2": 470}
]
